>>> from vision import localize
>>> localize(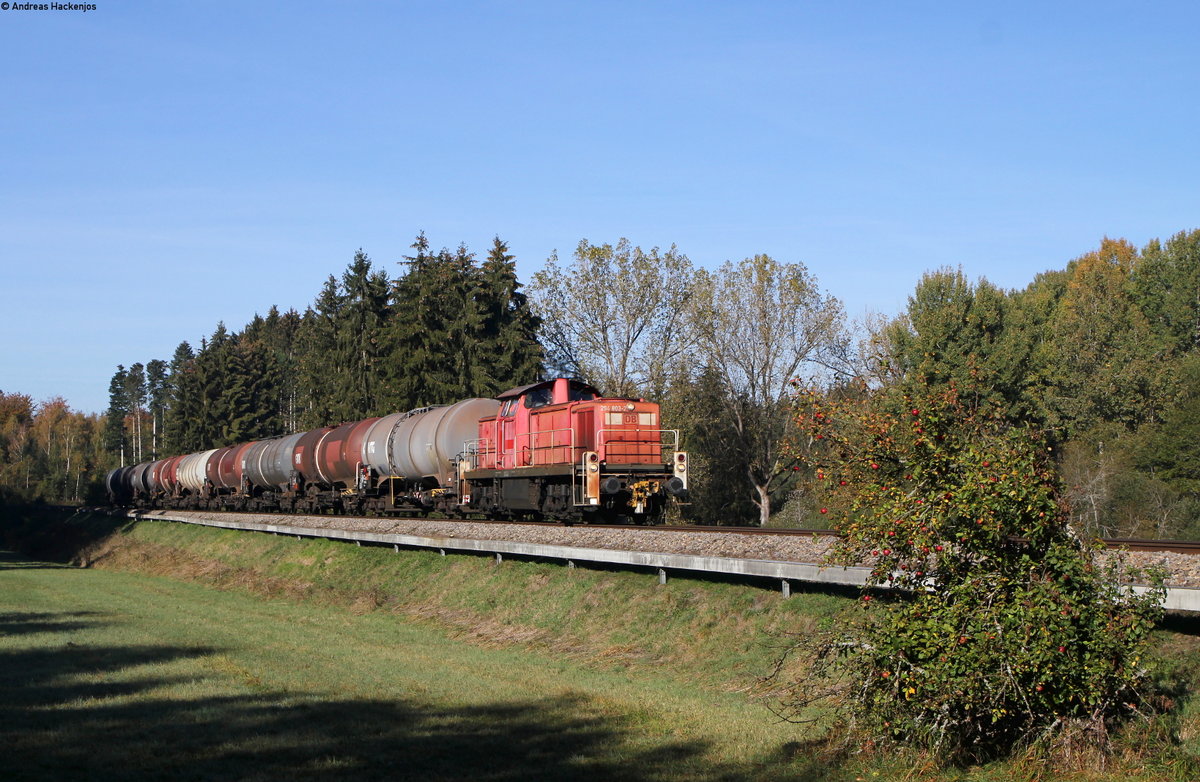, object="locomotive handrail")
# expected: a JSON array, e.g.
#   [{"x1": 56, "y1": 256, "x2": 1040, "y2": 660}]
[
  {"x1": 462, "y1": 428, "x2": 582, "y2": 469},
  {"x1": 595, "y1": 428, "x2": 680, "y2": 460},
  {"x1": 509, "y1": 426, "x2": 578, "y2": 467}
]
